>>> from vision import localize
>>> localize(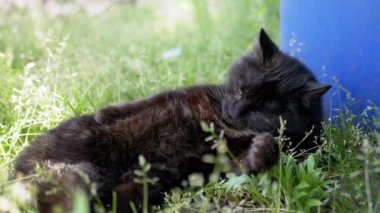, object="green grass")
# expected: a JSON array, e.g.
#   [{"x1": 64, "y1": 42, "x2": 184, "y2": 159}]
[{"x1": 0, "y1": 0, "x2": 379, "y2": 212}]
